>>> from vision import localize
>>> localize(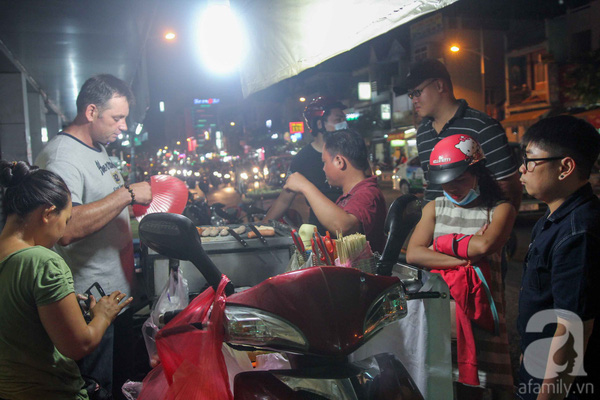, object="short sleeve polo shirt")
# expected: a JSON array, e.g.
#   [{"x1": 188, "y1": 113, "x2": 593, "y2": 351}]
[
  {"x1": 417, "y1": 99, "x2": 518, "y2": 201},
  {"x1": 336, "y1": 176, "x2": 387, "y2": 253}
]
